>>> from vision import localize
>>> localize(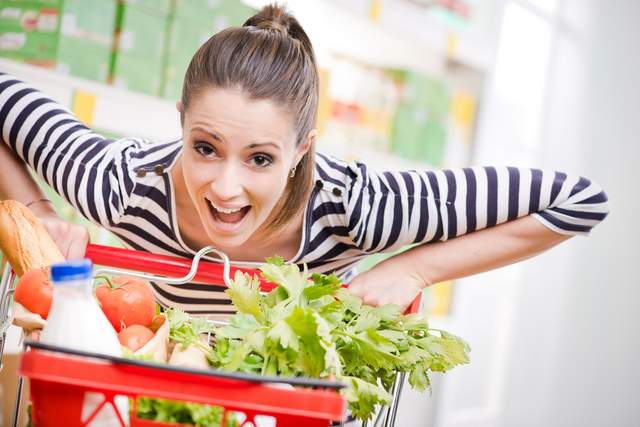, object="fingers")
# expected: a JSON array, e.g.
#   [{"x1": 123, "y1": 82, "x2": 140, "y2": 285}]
[
  {"x1": 348, "y1": 276, "x2": 385, "y2": 306},
  {"x1": 345, "y1": 276, "x2": 368, "y2": 298},
  {"x1": 40, "y1": 216, "x2": 89, "y2": 260},
  {"x1": 365, "y1": 290, "x2": 417, "y2": 309},
  {"x1": 348, "y1": 276, "x2": 421, "y2": 309},
  {"x1": 66, "y1": 225, "x2": 89, "y2": 259}
]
